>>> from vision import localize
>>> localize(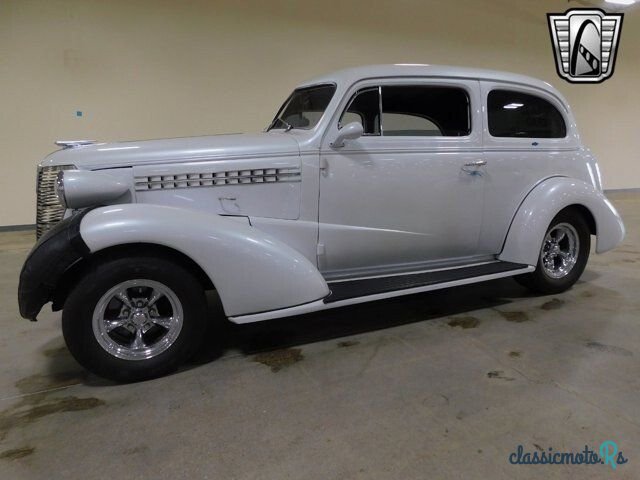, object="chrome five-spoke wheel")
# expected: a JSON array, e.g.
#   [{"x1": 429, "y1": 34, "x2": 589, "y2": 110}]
[
  {"x1": 92, "y1": 279, "x2": 184, "y2": 361},
  {"x1": 540, "y1": 222, "x2": 579, "y2": 279},
  {"x1": 63, "y1": 255, "x2": 207, "y2": 382},
  {"x1": 515, "y1": 209, "x2": 590, "y2": 295}
]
